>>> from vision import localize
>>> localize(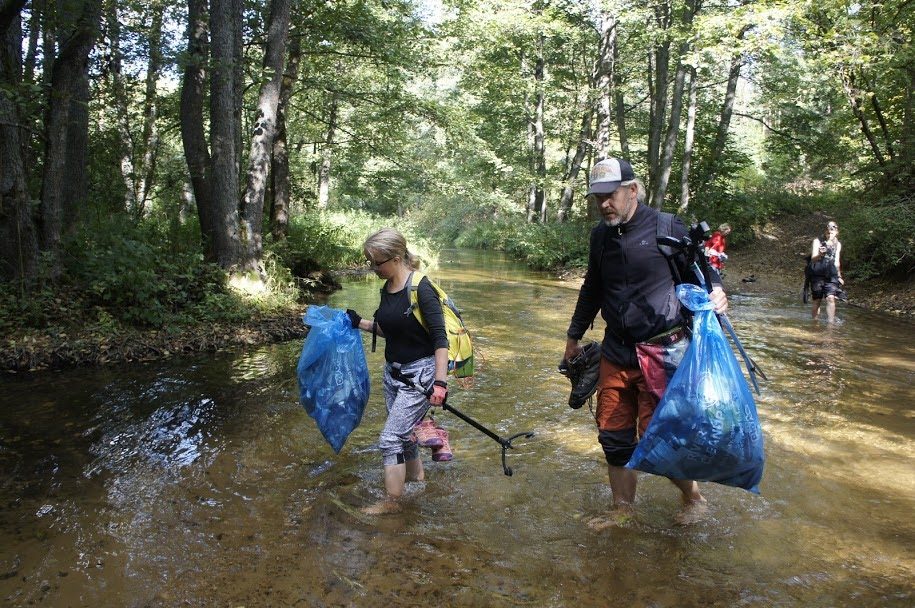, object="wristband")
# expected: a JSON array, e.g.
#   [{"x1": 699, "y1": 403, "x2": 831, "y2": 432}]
[{"x1": 433, "y1": 380, "x2": 448, "y2": 389}]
